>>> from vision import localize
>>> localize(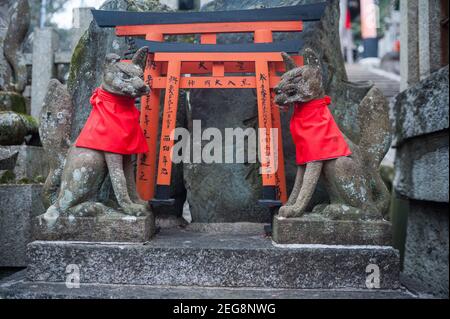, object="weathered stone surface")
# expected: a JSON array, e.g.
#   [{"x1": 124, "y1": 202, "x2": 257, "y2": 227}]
[
  {"x1": 399, "y1": 0, "x2": 419, "y2": 91},
  {"x1": 30, "y1": 28, "x2": 59, "y2": 118},
  {"x1": 33, "y1": 212, "x2": 154, "y2": 243},
  {"x1": 418, "y1": 0, "x2": 443, "y2": 80},
  {"x1": 0, "y1": 147, "x2": 17, "y2": 170},
  {"x1": 1, "y1": 0, "x2": 29, "y2": 94},
  {"x1": 0, "y1": 91, "x2": 26, "y2": 113},
  {"x1": 391, "y1": 66, "x2": 449, "y2": 147},
  {"x1": 272, "y1": 215, "x2": 393, "y2": 246},
  {"x1": 39, "y1": 79, "x2": 73, "y2": 207},
  {"x1": 401, "y1": 200, "x2": 449, "y2": 299},
  {"x1": 0, "y1": 270, "x2": 416, "y2": 299},
  {"x1": 0, "y1": 111, "x2": 38, "y2": 145},
  {"x1": 26, "y1": 229, "x2": 401, "y2": 289},
  {"x1": 186, "y1": 222, "x2": 266, "y2": 235},
  {"x1": 0, "y1": 145, "x2": 49, "y2": 181},
  {"x1": 68, "y1": 0, "x2": 185, "y2": 220},
  {"x1": 186, "y1": 0, "x2": 380, "y2": 222},
  {"x1": 0, "y1": 1, "x2": 11, "y2": 91},
  {"x1": 0, "y1": 184, "x2": 45, "y2": 267},
  {"x1": 393, "y1": 131, "x2": 449, "y2": 203}
]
